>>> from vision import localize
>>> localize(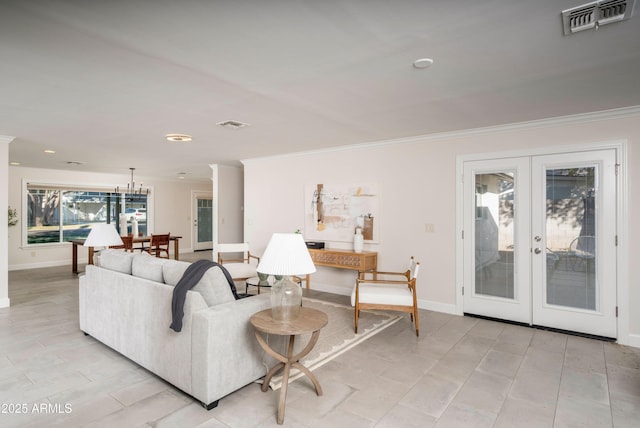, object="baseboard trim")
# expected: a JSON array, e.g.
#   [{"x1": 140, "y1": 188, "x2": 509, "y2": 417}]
[
  {"x1": 309, "y1": 282, "x2": 351, "y2": 296},
  {"x1": 9, "y1": 260, "x2": 74, "y2": 271},
  {"x1": 419, "y1": 299, "x2": 458, "y2": 315},
  {"x1": 621, "y1": 333, "x2": 640, "y2": 348},
  {"x1": 0, "y1": 297, "x2": 10, "y2": 308},
  {"x1": 310, "y1": 282, "x2": 459, "y2": 316}
]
